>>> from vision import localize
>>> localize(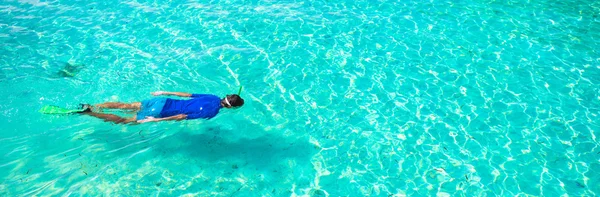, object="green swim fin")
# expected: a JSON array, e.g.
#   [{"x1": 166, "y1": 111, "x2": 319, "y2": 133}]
[{"x1": 39, "y1": 105, "x2": 85, "y2": 114}]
